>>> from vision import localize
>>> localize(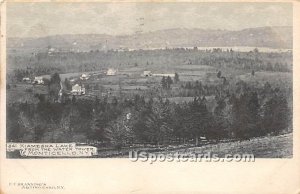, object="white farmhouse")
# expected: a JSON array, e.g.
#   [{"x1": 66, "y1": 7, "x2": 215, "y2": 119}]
[
  {"x1": 80, "y1": 73, "x2": 90, "y2": 80},
  {"x1": 142, "y1": 71, "x2": 152, "y2": 77},
  {"x1": 106, "y1": 68, "x2": 117, "y2": 76},
  {"x1": 33, "y1": 77, "x2": 44, "y2": 84},
  {"x1": 22, "y1": 77, "x2": 31, "y2": 83},
  {"x1": 126, "y1": 113, "x2": 132, "y2": 120},
  {"x1": 71, "y1": 84, "x2": 86, "y2": 95}
]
